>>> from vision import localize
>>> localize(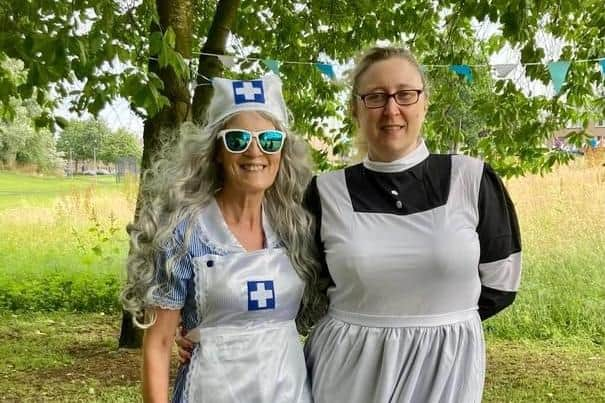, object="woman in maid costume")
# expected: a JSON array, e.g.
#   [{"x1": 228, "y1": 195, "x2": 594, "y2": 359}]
[
  {"x1": 122, "y1": 74, "x2": 325, "y2": 403},
  {"x1": 303, "y1": 46, "x2": 522, "y2": 403}
]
